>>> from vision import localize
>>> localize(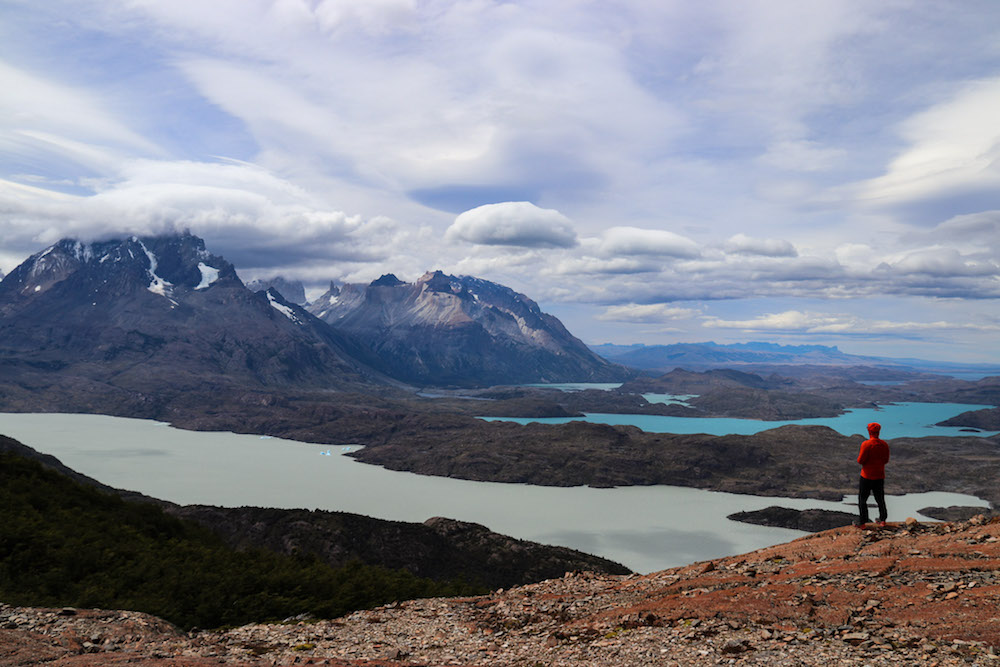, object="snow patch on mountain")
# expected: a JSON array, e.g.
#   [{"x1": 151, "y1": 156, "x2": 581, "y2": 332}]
[
  {"x1": 266, "y1": 289, "x2": 303, "y2": 324},
  {"x1": 136, "y1": 239, "x2": 176, "y2": 305},
  {"x1": 195, "y1": 263, "x2": 220, "y2": 290},
  {"x1": 72, "y1": 241, "x2": 92, "y2": 262}
]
